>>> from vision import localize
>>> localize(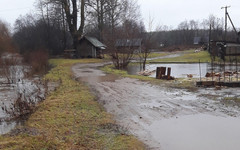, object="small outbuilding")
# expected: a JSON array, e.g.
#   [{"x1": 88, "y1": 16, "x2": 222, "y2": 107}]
[
  {"x1": 77, "y1": 36, "x2": 106, "y2": 58},
  {"x1": 115, "y1": 38, "x2": 143, "y2": 53}
]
